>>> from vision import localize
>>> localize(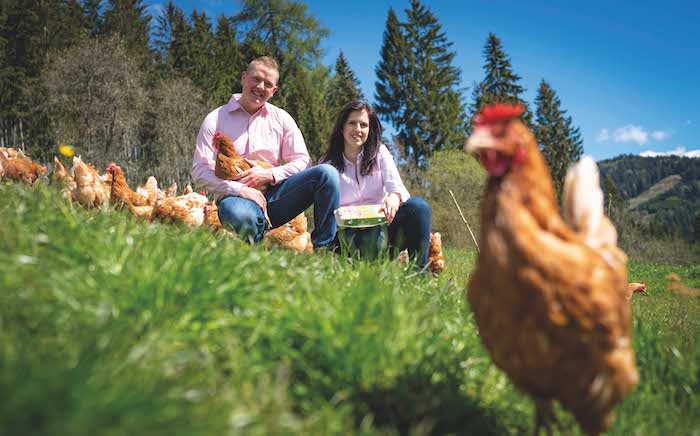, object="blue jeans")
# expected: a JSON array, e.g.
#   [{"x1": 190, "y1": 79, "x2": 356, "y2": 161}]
[
  {"x1": 337, "y1": 196, "x2": 432, "y2": 268},
  {"x1": 218, "y1": 164, "x2": 340, "y2": 249}
]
